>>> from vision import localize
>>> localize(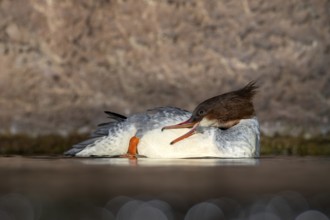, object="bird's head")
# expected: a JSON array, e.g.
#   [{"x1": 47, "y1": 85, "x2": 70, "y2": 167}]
[{"x1": 162, "y1": 81, "x2": 258, "y2": 144}]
